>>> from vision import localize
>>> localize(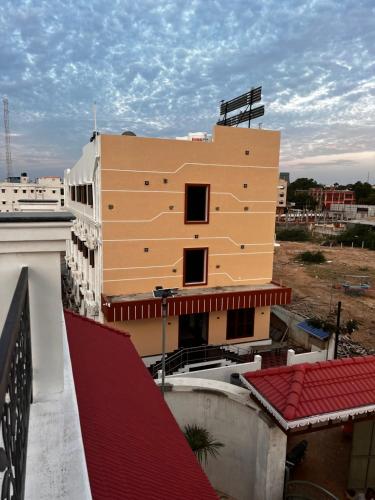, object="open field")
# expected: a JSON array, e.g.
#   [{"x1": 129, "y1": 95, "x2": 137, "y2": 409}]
[{"x1": 273, "y1": 241, "x2": 375, "y2": 350}]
